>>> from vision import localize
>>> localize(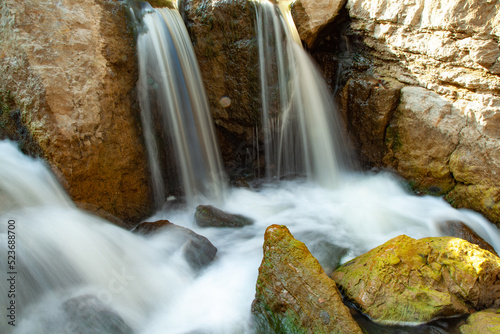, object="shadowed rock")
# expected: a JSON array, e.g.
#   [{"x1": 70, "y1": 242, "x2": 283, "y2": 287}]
[{"x1": 195, "y1": 205, "x2": 254, "y2": 228}]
